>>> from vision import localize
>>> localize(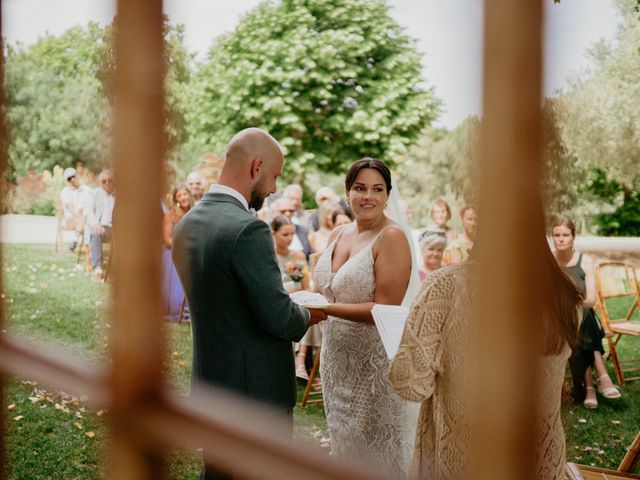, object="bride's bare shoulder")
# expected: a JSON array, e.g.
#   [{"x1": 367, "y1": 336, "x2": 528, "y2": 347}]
[
  {"x1": 377, "y1": 223, "x2": 408, "y2": 245},
  {"x1": 372, "y1": 224, "x2": 410, "y2": 263}
]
